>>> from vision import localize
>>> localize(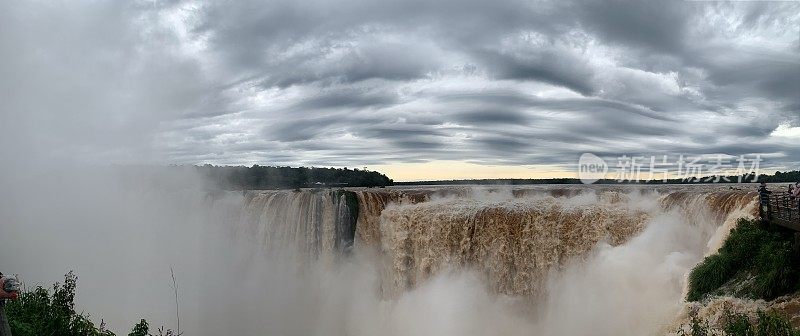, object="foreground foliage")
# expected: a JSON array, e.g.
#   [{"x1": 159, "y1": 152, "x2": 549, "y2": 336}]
[
  {"x1": 681, "y1": 310, "x2": 800, "y2": 336},
  {"x1": 681, "y1": 218, "x2": 800, "y2": 334},
  {"x1": 687, "y1": 219, "x2": 800, "y2": 302},
  {"x1": 5, "y1": 272, "x2": 114, "y2": 336},
  {"x1": 5, "y1": 272, "x2": 175, "y2": 336}
]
